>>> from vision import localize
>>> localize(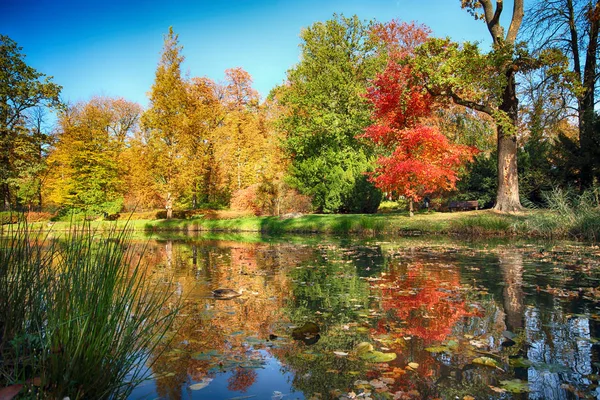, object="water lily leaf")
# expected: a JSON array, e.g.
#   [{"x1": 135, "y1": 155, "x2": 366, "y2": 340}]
[
  {"x1": 500, "y1": 379, "x2": 530, "y2": 393},
  {"x1": 360, "y1": 350, "x2": 397, "y2": 363},
  {"x1": 473, "y1": 357, "x2": 502, "y2": 370},
  {"x1": 189, "y1": 377, "x2": 213, "y2": 390},
  {"x1": 509, "y1": 357, "x2": 532, "y2": 368},
  {"x1": 356, "y1": 342, "x2": 374, "y2": 355},
  {"x1": 425, "y1": 346, "x2": 449, "y2": 353},
  {"x1": 446, "y1": 340, "x2": 459, "y2": 349}
]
